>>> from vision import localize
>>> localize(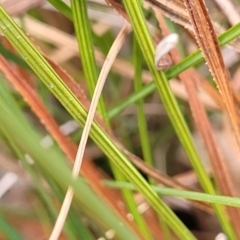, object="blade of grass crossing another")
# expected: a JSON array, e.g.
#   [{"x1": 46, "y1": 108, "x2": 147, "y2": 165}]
[
  {"x1": 133, "y1": 36, "x2": 154, "y2": 169},
  {"x1": 70, "y1": 2, "x2": 153, "y2": 239},
  {"x1": 0, "y1": 100, "x2": 140, "y2": 240},
  {"x1": 0, "y1": 5, "x2": 196, "y2": 240},
  {"x1": 71, "y1": 0, "x2": 105, "y2": 117},
  {"x1": 133, "y1": 36, "x2": 172, "y2": 240},
  {"x1": 108, "y1": 22, "x2": 240, "y2": 119},
  {"x1": 50, "y1": 22, "x2": 152, "y2": 239},
  {"x1": 122, "y1": 1, "x2": 236, "y2": 239},
  {"x1": 103, "y1": 180, "x2": 240, "y2": 207}
]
